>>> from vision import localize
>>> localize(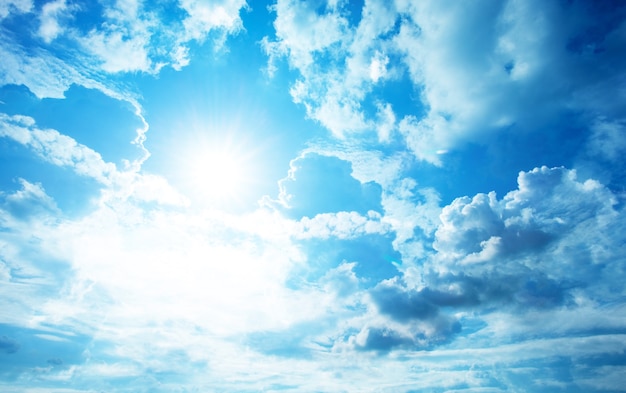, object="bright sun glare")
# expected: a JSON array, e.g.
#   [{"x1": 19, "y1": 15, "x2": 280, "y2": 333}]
[
  {"x1": 176, "y1": 134, "x2": 257, "y2": 207},
  {"x1": 190, "y1": 148, "x2": 245, "y2": 199}
]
